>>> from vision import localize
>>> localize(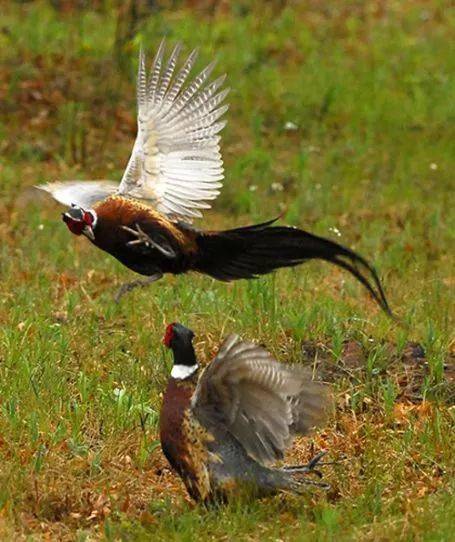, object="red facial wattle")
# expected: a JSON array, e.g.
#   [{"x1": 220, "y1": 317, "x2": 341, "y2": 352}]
[
  {"x1": 62, "y1": 214, "x2": 85, "y2": 236},
  {"x1": 83, "y1": 211, "x2": 94, "y2": 226},
  {"x1": 163, "y1": 323, "x2": 176, "y2": 347}
]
